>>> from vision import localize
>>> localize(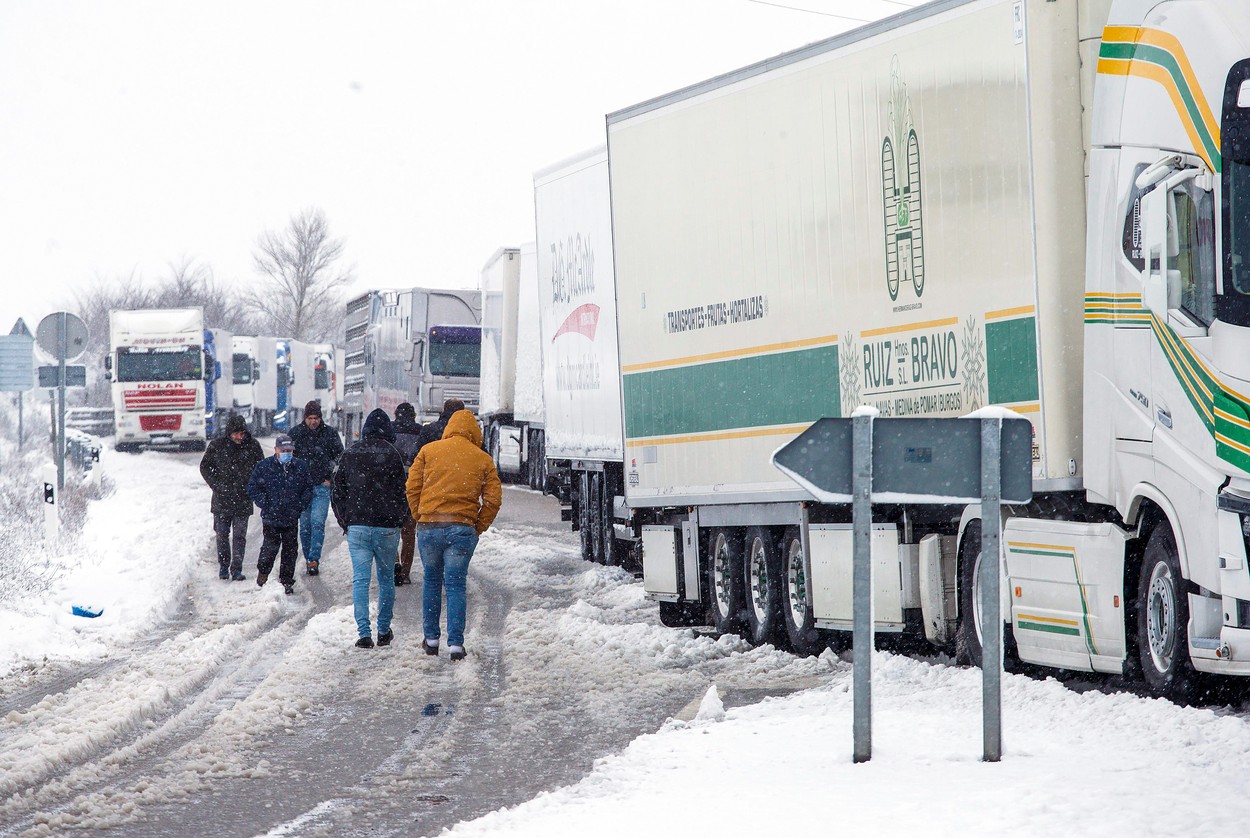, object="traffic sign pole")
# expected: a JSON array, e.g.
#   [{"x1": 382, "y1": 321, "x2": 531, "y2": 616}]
[
  {"x1": 57, "y1": 313, "x2": 67, "y2": 492},
  {"x1": 981, "y1": 418, "x2": 1003, "y2": 762},
  {"x1": 852, "y1": 414, "x2": 874, "y2": 764}
]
